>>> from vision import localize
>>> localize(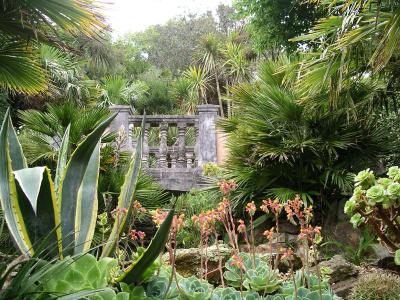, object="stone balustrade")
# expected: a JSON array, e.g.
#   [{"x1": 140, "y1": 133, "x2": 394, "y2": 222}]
[{"x1": 109, "y1": 105, "x2": 219, "y2": 191}]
